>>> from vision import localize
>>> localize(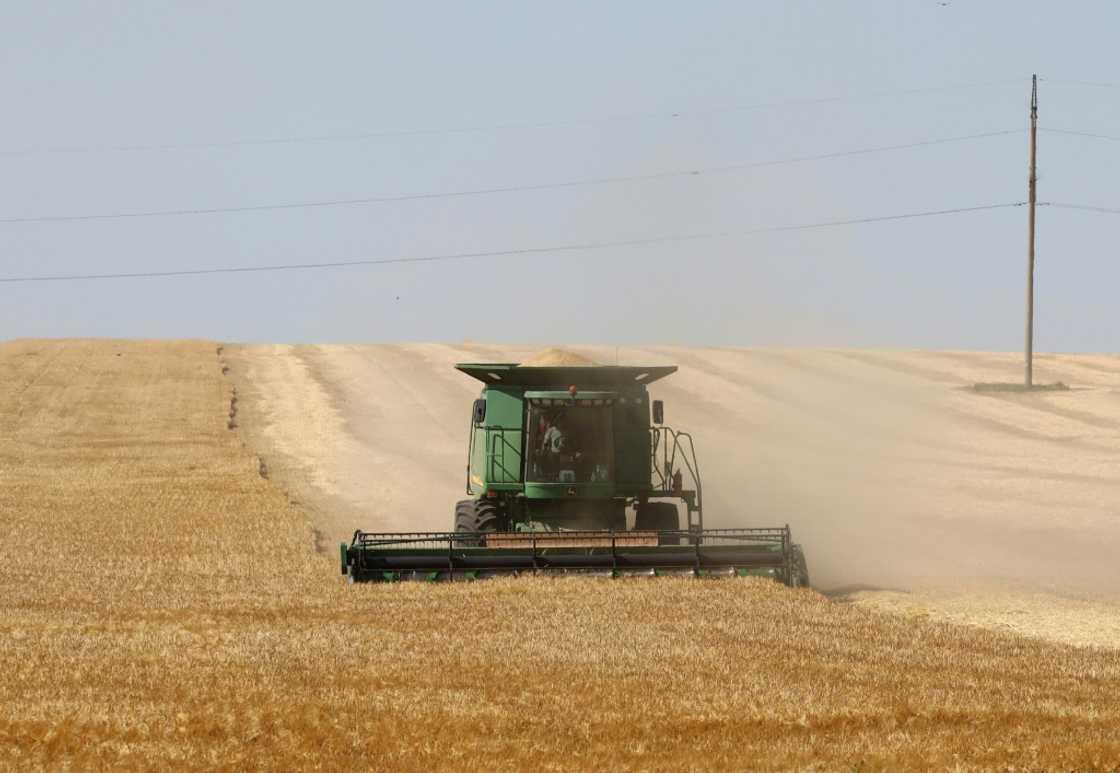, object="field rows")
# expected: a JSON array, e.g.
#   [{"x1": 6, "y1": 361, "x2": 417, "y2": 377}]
[{"x1": 2, "y1": 339, "x2": 1119, "y2": 770}]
